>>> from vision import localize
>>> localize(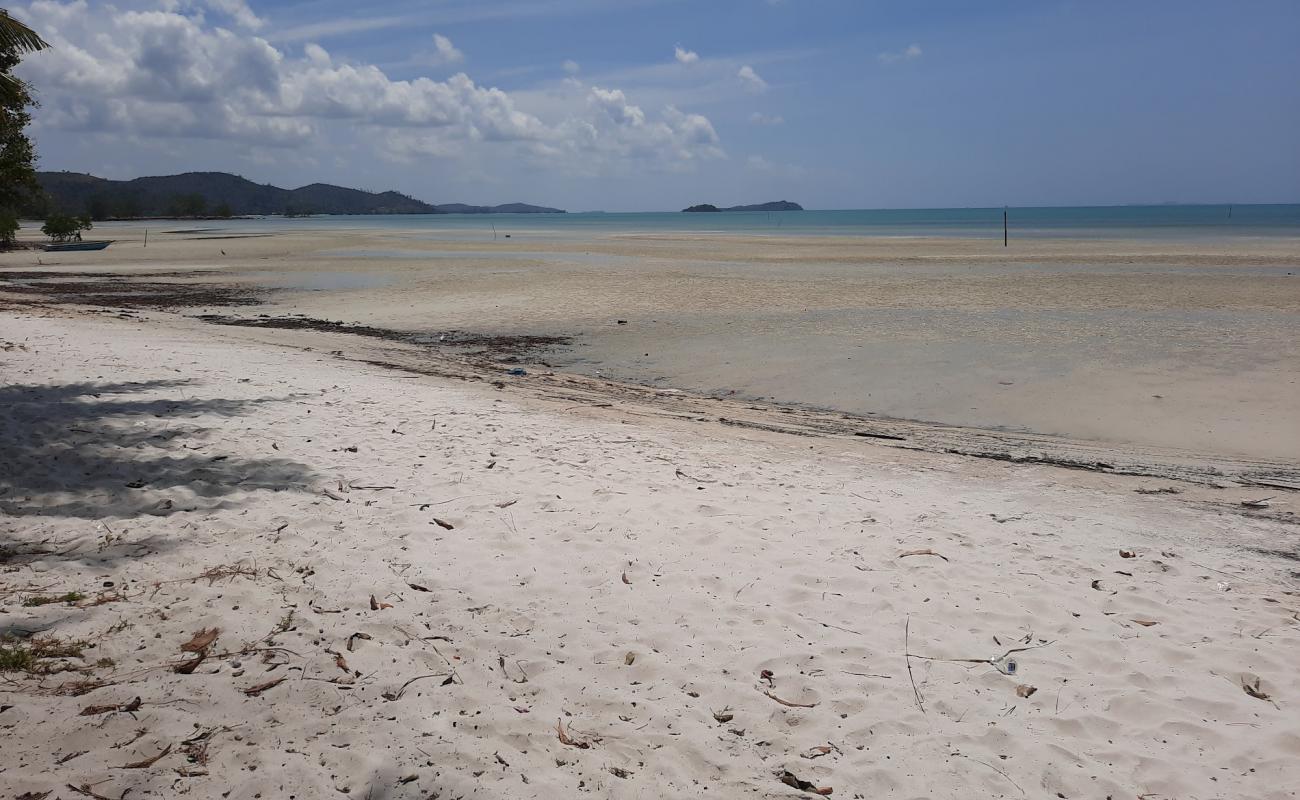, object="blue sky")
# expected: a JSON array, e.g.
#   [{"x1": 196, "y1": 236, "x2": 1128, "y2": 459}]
[{"x1": 13, "y1": 0, "x2": 1300, "y2": 210}]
